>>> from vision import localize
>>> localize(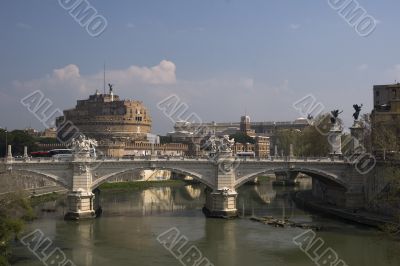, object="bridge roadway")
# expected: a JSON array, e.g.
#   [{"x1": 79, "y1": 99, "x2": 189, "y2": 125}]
[{"x1": 0, "y1": 154, "x2": 366, "y2": 220}]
